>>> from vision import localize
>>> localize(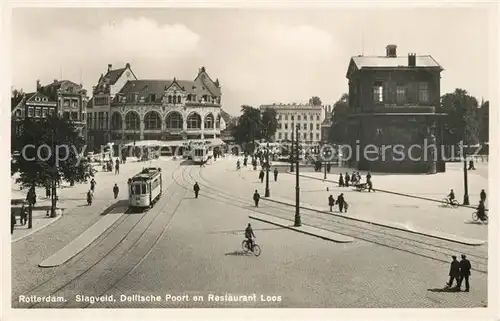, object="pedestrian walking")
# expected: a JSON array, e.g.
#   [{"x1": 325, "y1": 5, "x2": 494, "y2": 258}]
[
  {"x1": 193, "y1": 182, "x2": 200, "y2": 198},
  {"x1": 480, "y1": 189, "x2": 486, "y2": 203},
  {"x1": 115, "y1": 159, "x2": 120, "y2": 174},
  {"x1": 446, "y1": 255, "x2": 461, "y2": 288},
  {"x1": 90, "y1": 178, "x2": 96, "y2": 192},
  {"x1": 328, "y1": 194, "x2": 335, "y2": 212},
  {"x1": 458, "y1": 254, "x2": 472, "y2": 292},
  {"x1": 259, "y1": 169, "x2": 265, "y2": 183},
  {"x1": 273, "y1": 168, "x2": 278, "y2": 182},
  {"x1": 345, "y1": 173, "x2": 350, "y2": 187},
  {"x1": 366, "y1": 172, "x2": 375, "y2": 192},
  {"x1": 338, "y1": 173, "x2": 344, "y2": 187},
  {"x1": 253, "y1": 190, "x2": 260, "y2": 207},
  {"x1": 20, "y1": 204, "x2": 28, "y2": 226},
  {"x1": 113, "y1": 184, "x2": 119, "y2": 199},
  {"x1": 11, "y1": 211, "x2": 16, "y2": 234},
  {"x1": 45, "y1": 185, "x2": 51, "y2": 198},
  {"x1": 336, "y1": 193, "x2": 346, "y2": 213}
]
